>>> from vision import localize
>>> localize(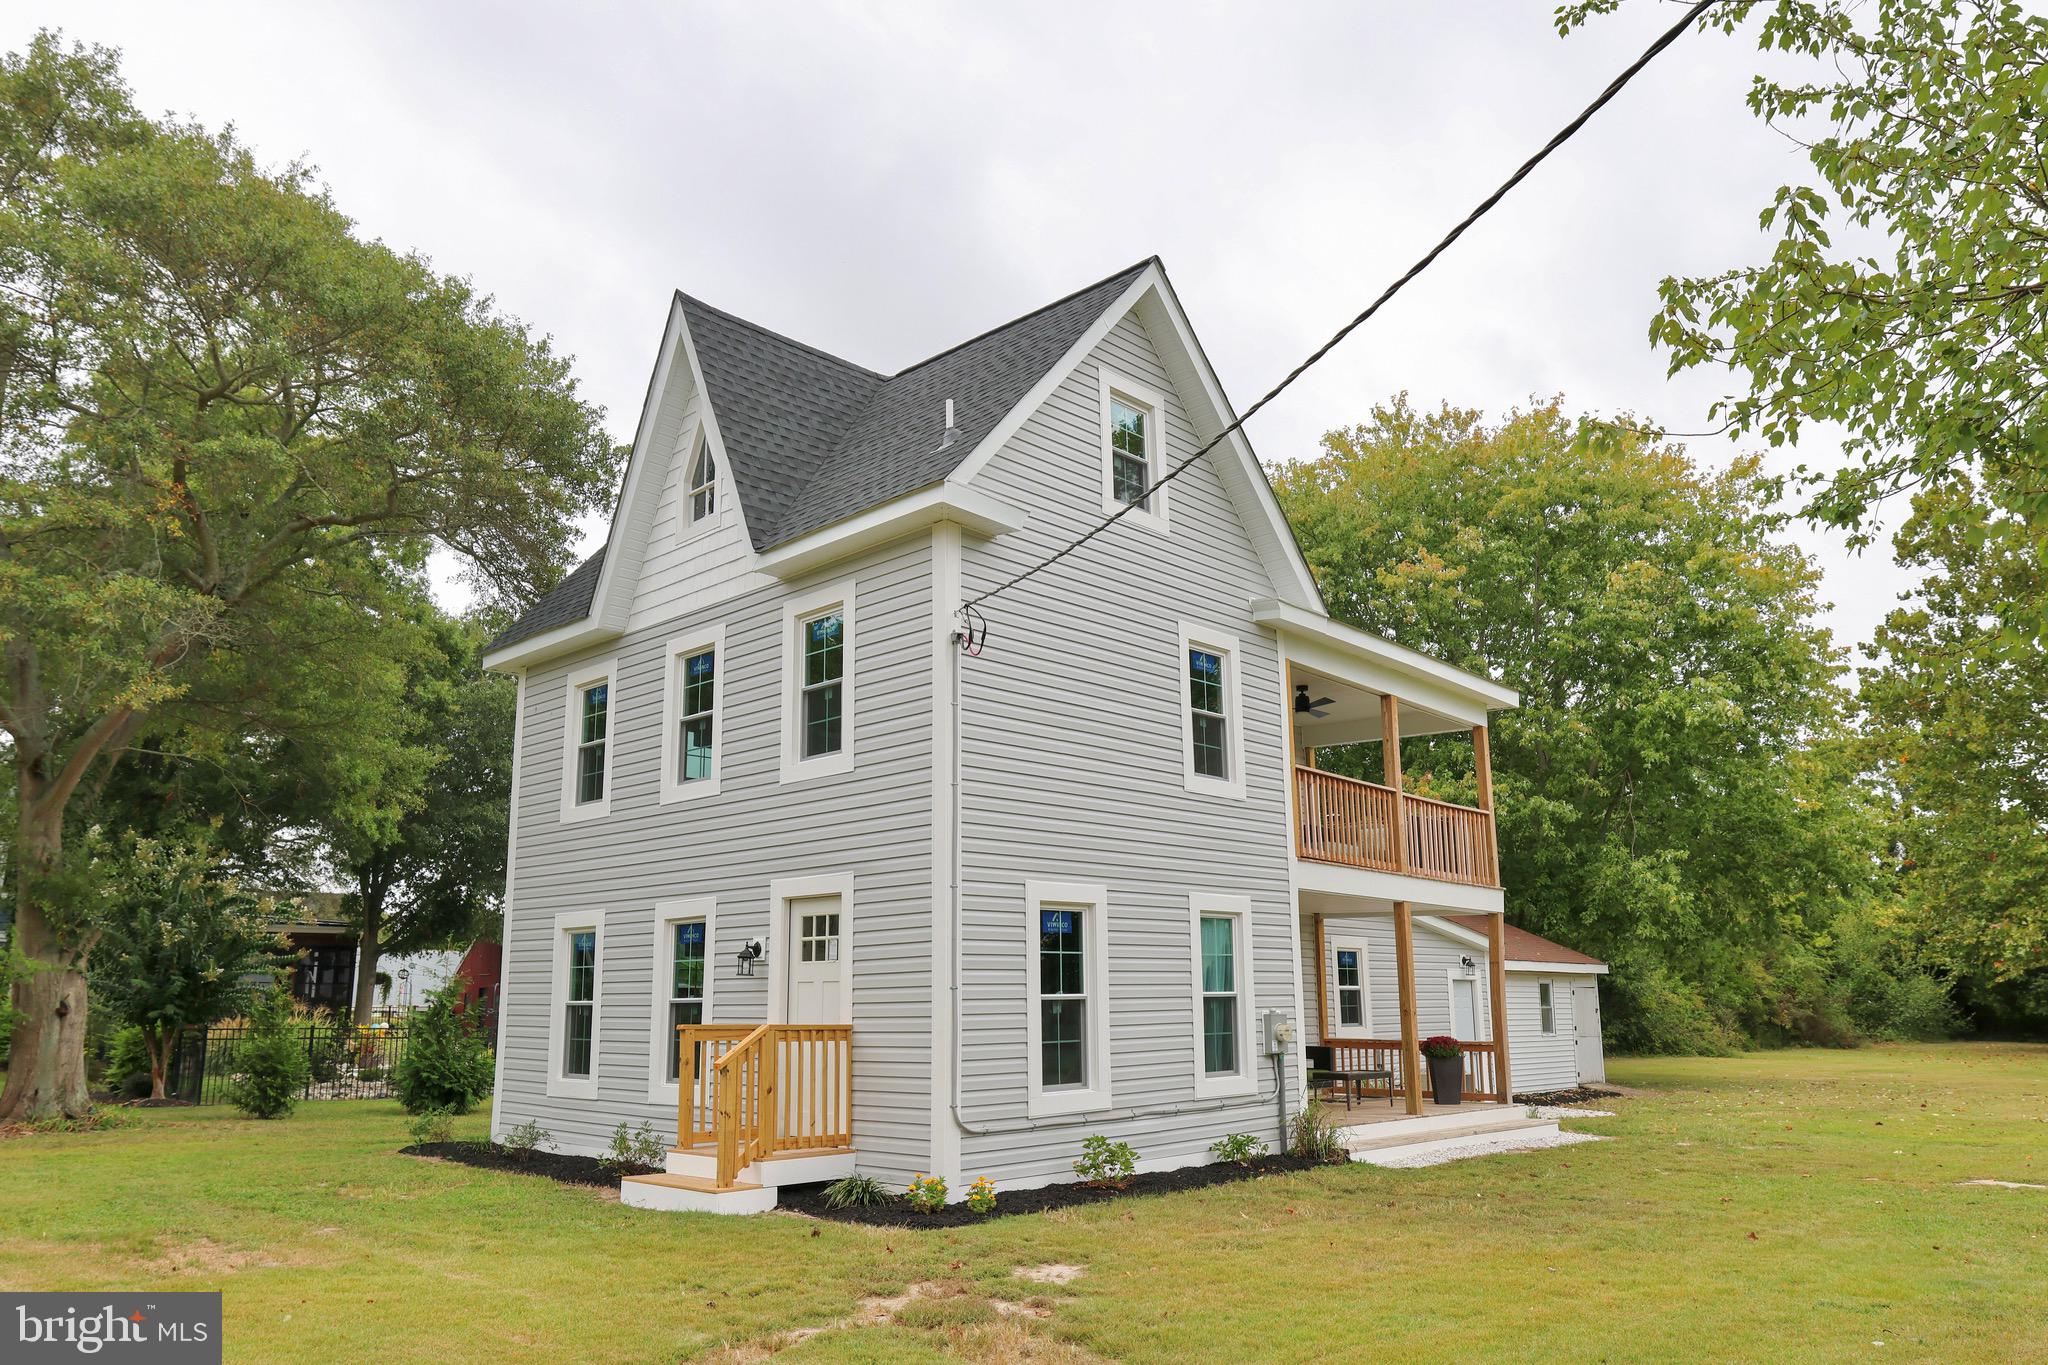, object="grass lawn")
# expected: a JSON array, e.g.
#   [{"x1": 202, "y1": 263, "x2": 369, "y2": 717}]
[{"x1": 2, "y1": 1042, "x2": 2045, "y2": 1362}]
